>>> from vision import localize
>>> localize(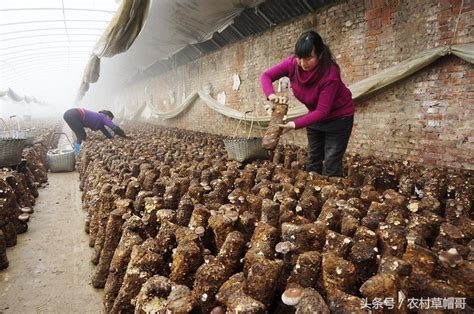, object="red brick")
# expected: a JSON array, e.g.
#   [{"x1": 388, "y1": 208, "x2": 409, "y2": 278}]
[
  {"x1": 389, "y1": 0, "x2": 400, "y2": 10},
  {"x1": 366, "y1": 8, "x2": 382, "y2": 20},
  {"x1": 439, "y1": 0, "x2": 452, "y2": 10},
  {"x1": 382, "y1": 8, "x2": 391, "y2": 26},
  {"x1": 118, "y1": 0, "x2": 473, "y2": 170},
  {"x1": 373, "y1": 0, "x2": 385, "y2": 9},
  {"x1": 427, "y1": 114, "x2": 443, "y2": 120},
  {"x1": 425, "y1": 145, "x2": 447, "y2": 154},
  {"x1": 365, "y1": 41, "x2": 379, "y2": 49}
]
